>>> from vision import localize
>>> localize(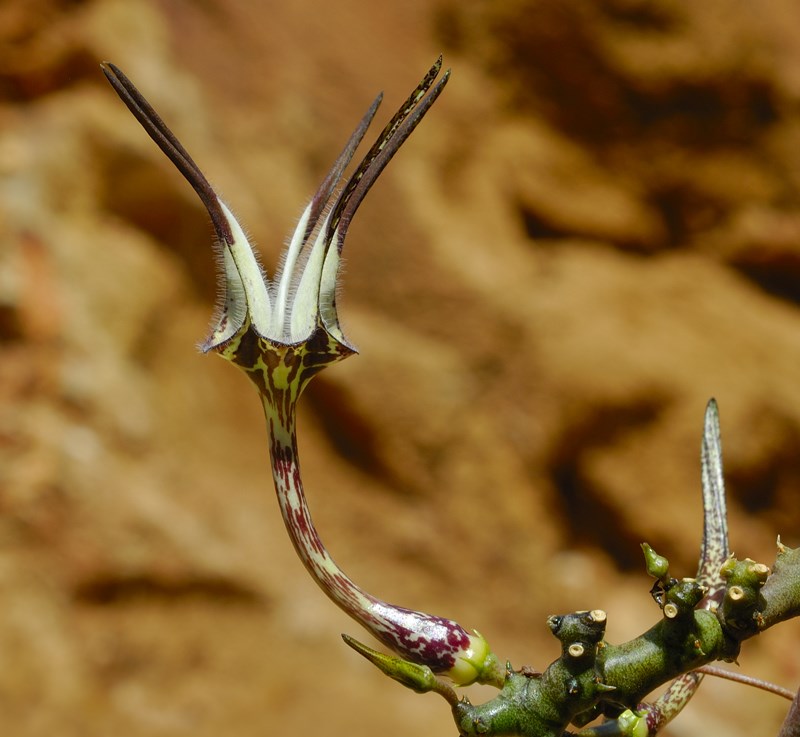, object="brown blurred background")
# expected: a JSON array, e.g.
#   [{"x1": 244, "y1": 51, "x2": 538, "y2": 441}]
[{"x1": 2, "y1": 0, "x2": 800, "y2": 735}]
